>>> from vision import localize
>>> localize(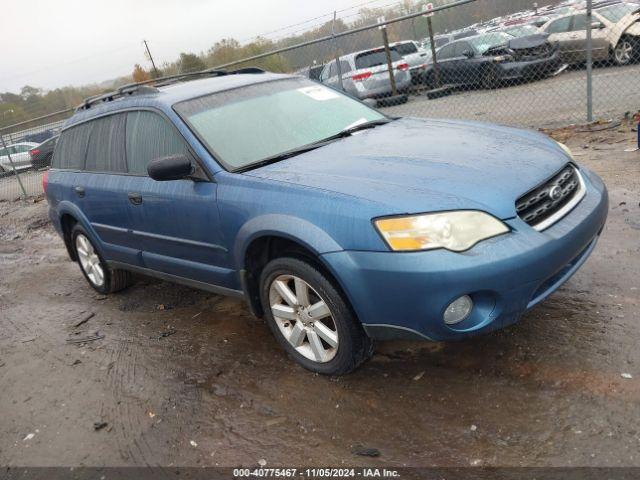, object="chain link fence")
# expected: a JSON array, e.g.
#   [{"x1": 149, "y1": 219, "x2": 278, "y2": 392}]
[{"x1": 2, "y1": 0, "x2": 639, "y2": 201}]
